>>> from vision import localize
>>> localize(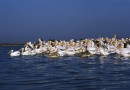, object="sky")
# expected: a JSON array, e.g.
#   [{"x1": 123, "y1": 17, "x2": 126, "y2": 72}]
[{"x1": 0, "y1": 0, "x2": 130, "y2": 43}]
